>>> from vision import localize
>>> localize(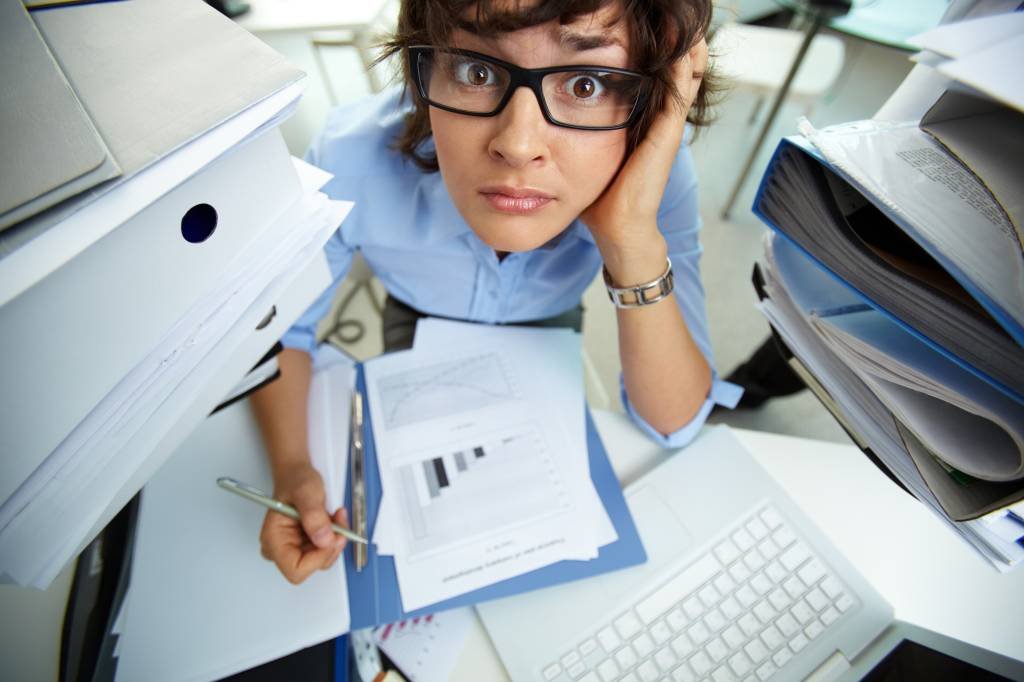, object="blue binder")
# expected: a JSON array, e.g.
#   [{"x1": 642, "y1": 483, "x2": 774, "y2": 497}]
[
  {"x1": 340, "y1": 362, "x2": 646, "y2": 629},
  {"x1": 752, "y1": 136, "x2": 1024, "y2": 405}
]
